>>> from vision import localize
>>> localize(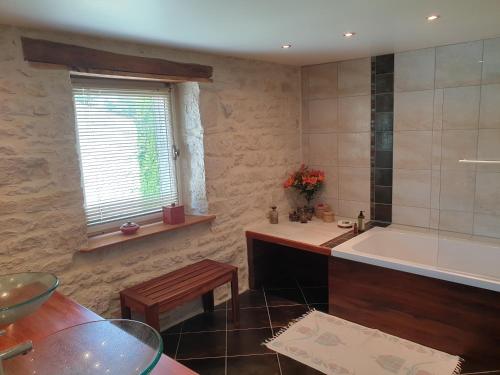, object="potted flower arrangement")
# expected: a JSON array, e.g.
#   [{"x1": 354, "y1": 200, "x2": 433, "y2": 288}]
[{"x1": 283, "y1": 165, "x2": 325, "y2": 207}]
